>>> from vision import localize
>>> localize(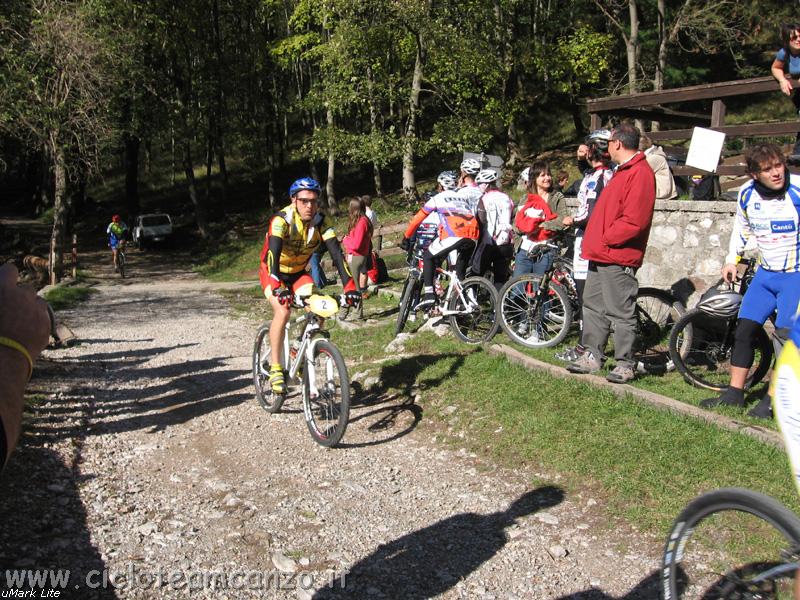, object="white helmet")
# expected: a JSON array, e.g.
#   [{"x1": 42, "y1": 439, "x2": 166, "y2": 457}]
[
  {"x1": 695, "y1": 289, "x2": 743, "y2": 319},
  {"x1": 475, "y1": 169, "x2": 498, "y2": 184},
  {"x1": 460, "y1": 158, "x2": 481, "y2": 175},
  {"x1": 519, "y1": 167, "x2": 531, "y2": 184},
  {"x1": 437, "y1": 170, "x2": 458, "y2": 191},
  {"x1": 586, "y1": 129, "x2": 613, "y2": 151}
]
